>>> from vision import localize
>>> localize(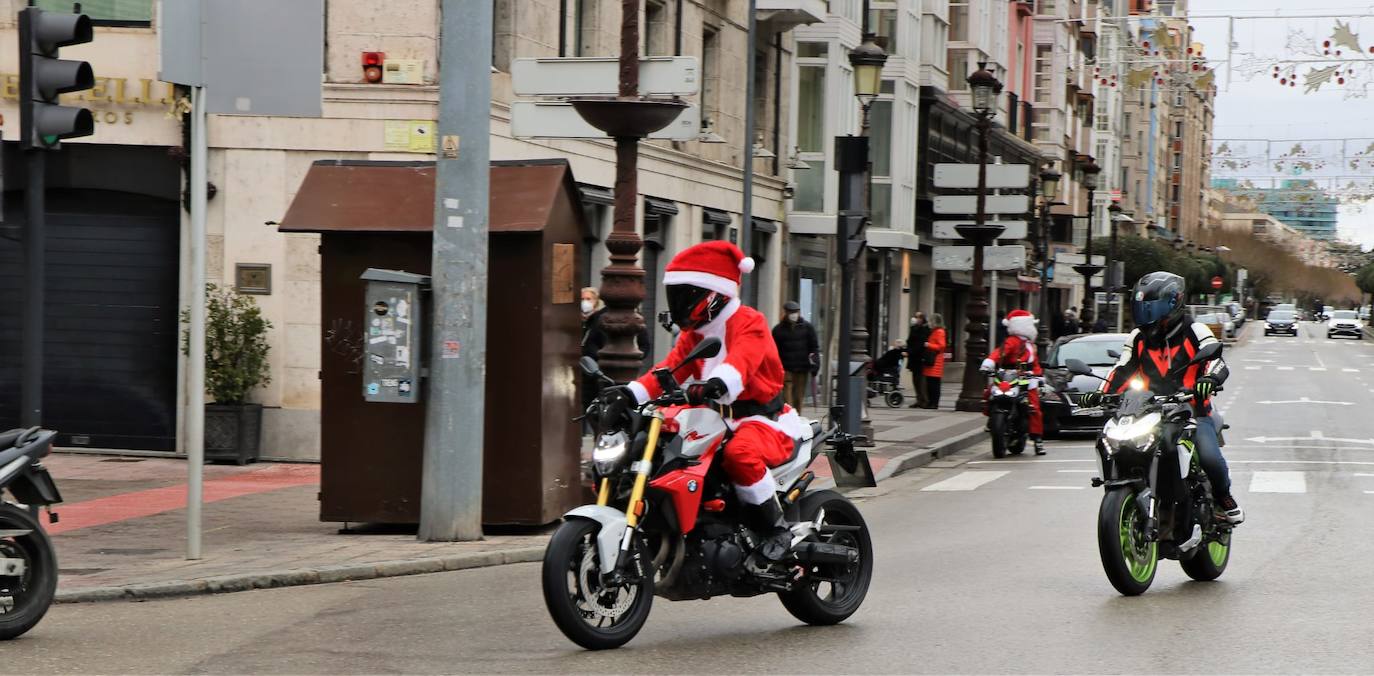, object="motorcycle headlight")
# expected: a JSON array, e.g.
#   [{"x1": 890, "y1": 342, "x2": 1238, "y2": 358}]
[
  {"x1": 1104, "y1": 411, "x2": 1161, "y2": 449},
  {"x1": 593, "y1": 431, "x2": 630, "y2": 476}
]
